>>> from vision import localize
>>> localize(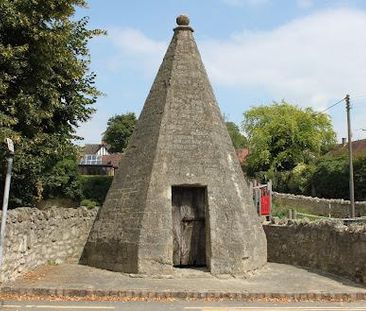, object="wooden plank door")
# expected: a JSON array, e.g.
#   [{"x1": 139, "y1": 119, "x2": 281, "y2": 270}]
[{"x1": 172, "y1": 186, "x2": 206, "y2": 267}]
